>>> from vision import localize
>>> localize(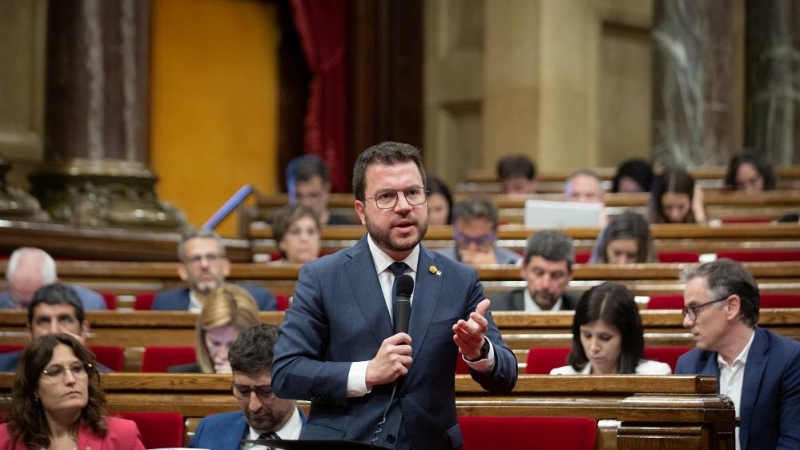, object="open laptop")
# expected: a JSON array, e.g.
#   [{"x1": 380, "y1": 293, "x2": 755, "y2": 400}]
[{"x1": 524, "y1": 199, "x2": 602, "y2": 228}]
